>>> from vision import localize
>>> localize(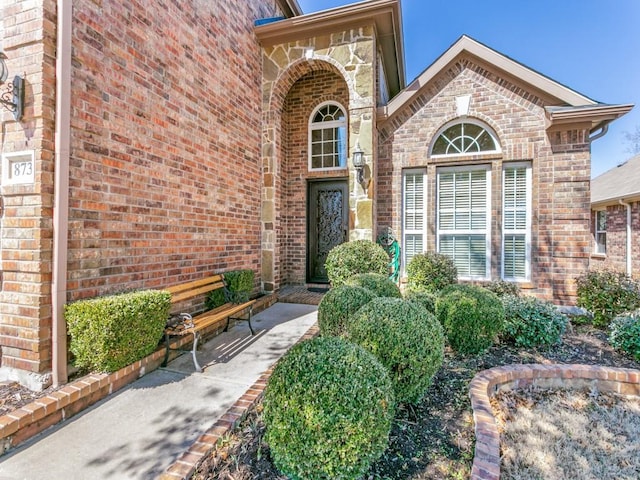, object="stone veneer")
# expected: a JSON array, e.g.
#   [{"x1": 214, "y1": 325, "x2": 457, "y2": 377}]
[
  {"x1": 260, "y1": 26, "x2": 377, "y2": 291},
  {"x1": 469, "y1": 364, "x2": 640, "y2": 480}
]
